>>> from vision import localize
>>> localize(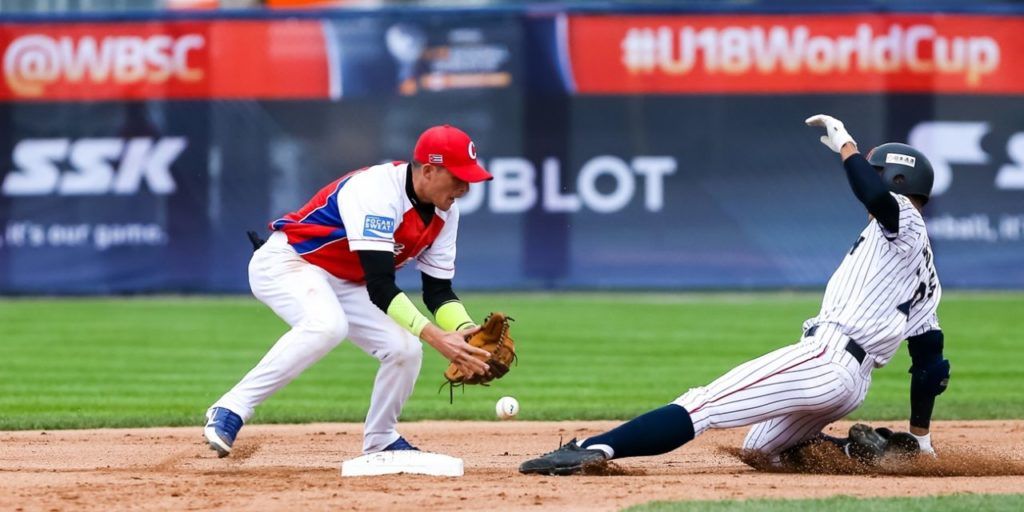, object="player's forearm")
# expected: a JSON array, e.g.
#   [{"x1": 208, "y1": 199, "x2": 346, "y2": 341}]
[
  {"x1": 421, "y1": 273, "x2": 474, "y2": 331},
  {"x1": 434, "y1": 301, "x2": 475, "y2": 332},
  {"x1": 843, "y1": 153, "x2": 900, "y2": 232},
  {"x1": 357, "y1": 250, "x2": 433, "y2": 337},
  {"x1": 386, "y1": 292, "x2": 432, "y2": 337},
  {"x1": 422, "y1": 273, "x2": 459, "y2": 314}
]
